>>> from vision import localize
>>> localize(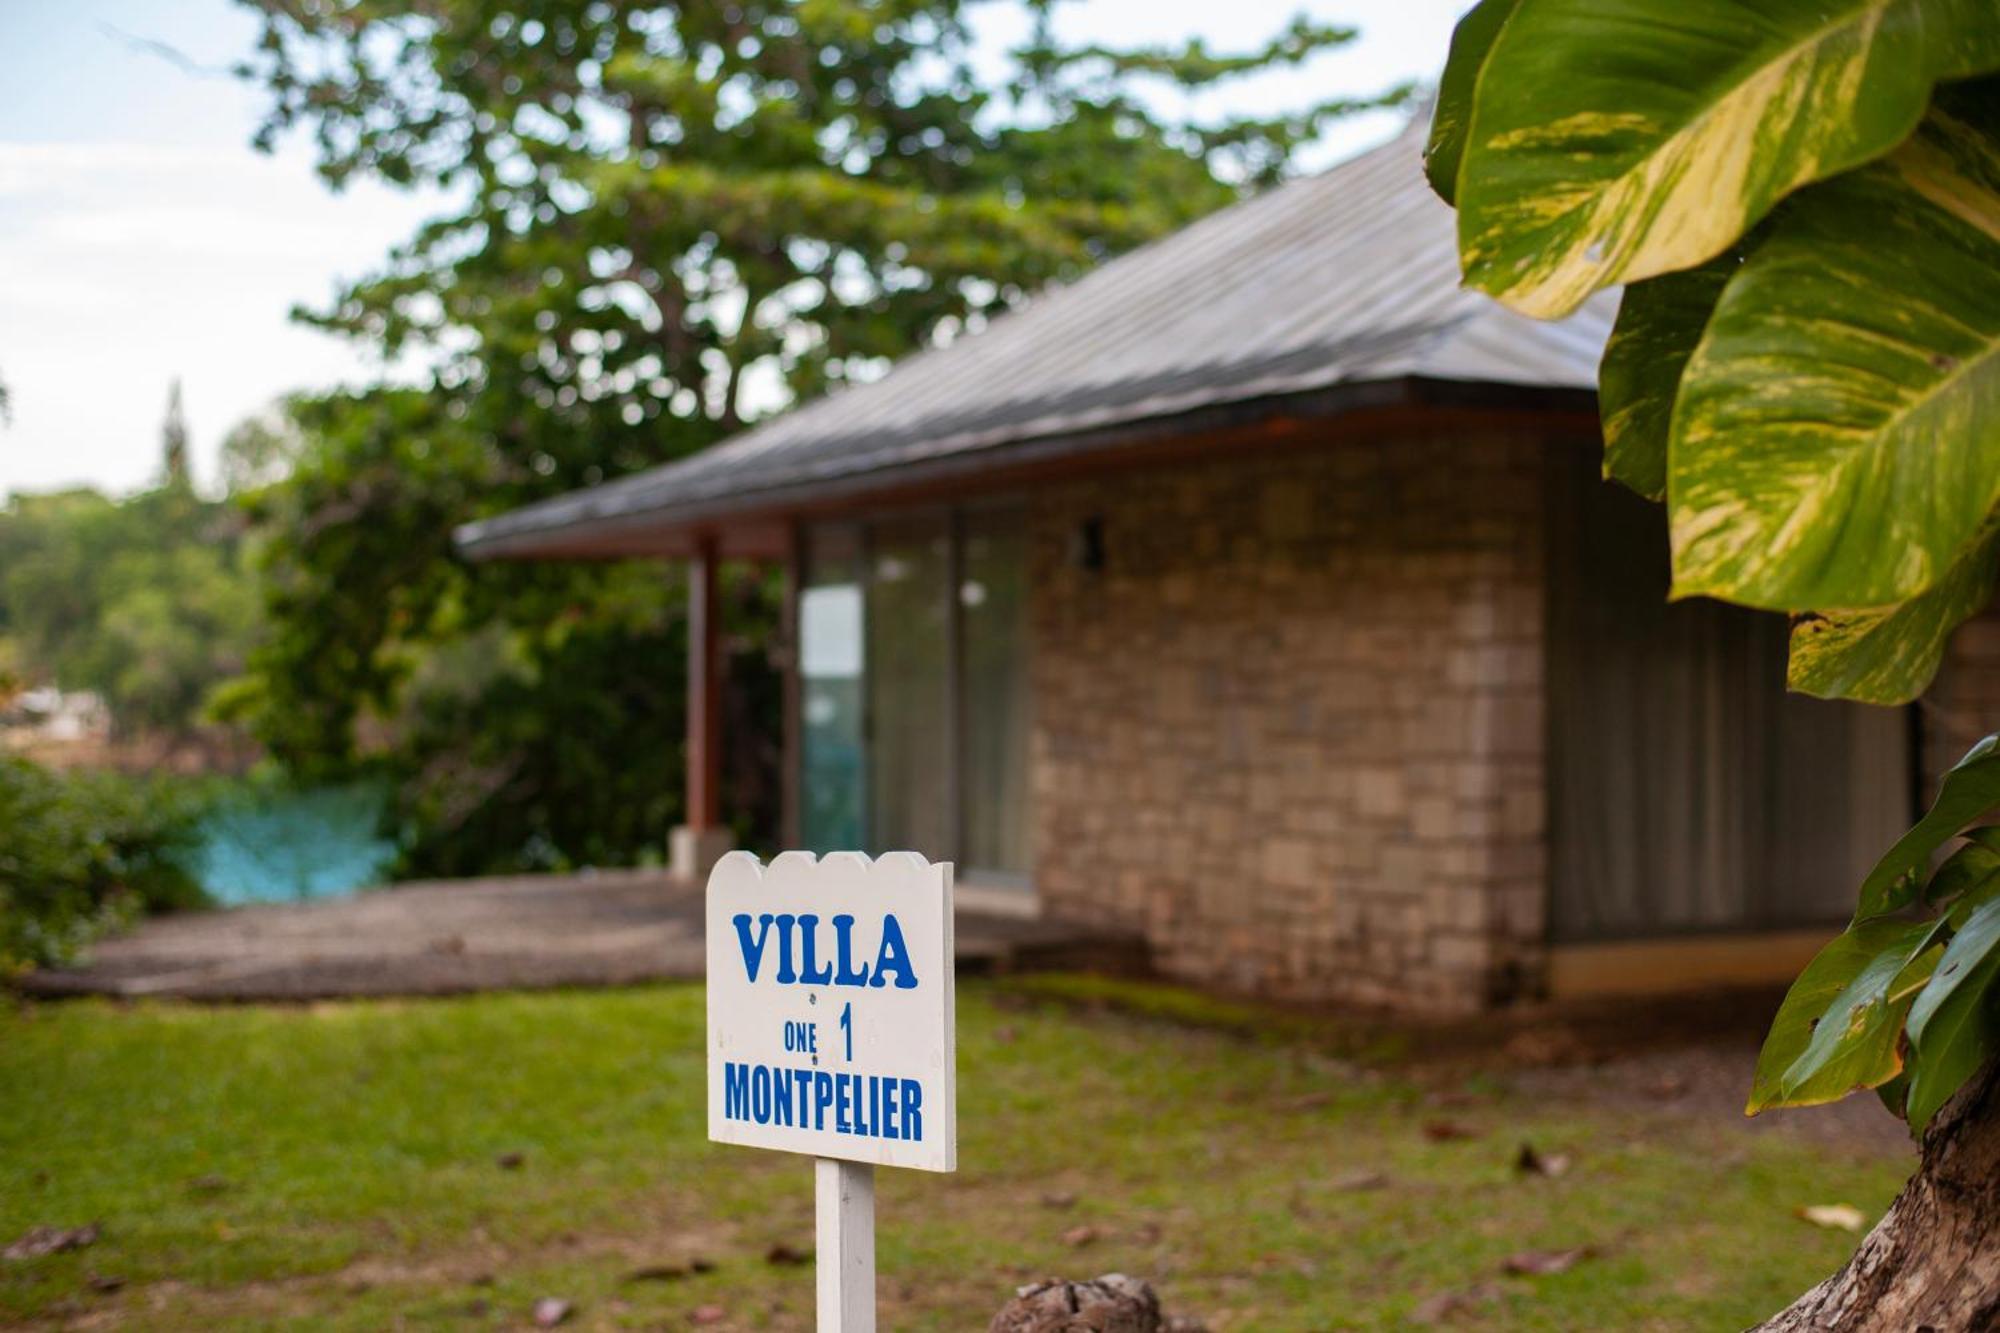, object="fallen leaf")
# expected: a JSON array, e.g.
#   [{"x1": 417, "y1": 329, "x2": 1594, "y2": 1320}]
[
  {"x1": 764, "y1": 1243, "x2": 810, "y2": 1266},
  {"x1": 1331, "y1": 1169, "x2": 1389, "y2": 1191},
  {"x1": 1503, "y1": 1028, "x2": 1588, "y2": 1066},
  {"x1": 1059, "y1": 1224, "x2": 1101, "y2": 1247},
  {"x1": 625, "y1": 1264, "x2": 692, "y2": 1283},
  {"x1": 85, "y1": 1273, "x2": 124, "y2": 1294},
  {"x1": 495, "y1": 1151, "x2": 526, "y2": 1170},
  {"x1": 1797, "y1": 1204, "x2": 1866, "y2": 1233},
  {"x1": 1411, "y1": 1282, "x2": 1504, "y2": 1323},
  {"x1": 1514, "y1": 1143, "x2": 1572, "y2": 1178},
  {"x1": 4, "y1": 1224, "x2": 100, "y2": 1261},
  {"x1": 532, "y1": 1296, "x2": 572, "y2": 1327},
  {"x1": 690, "y1": 1257, "x2": 716, "y2": 1274},
  {"x1": 994, "y1": 1026, "x2": 1018, "y2": 1044},
  {"x1": 690, "y1": 1305, "x2": 727, "y2": 1325},
  {"x1": 186, "y1": 1175, "x2": 232, "y2": 1196},
  {"x1": 1502, "y1": 1247, "x2": 1593, "y2": 1276},
  {"x1": 1281, "y1": 1091, "x2": 1334, "y2": 1112},
  {"x1": 1421, "y1": 1120, "x2": 1481, "y2": 1142},
  {"x1": 1039, "y1": 1191, "x2": 1077, "y2": 1210}
]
